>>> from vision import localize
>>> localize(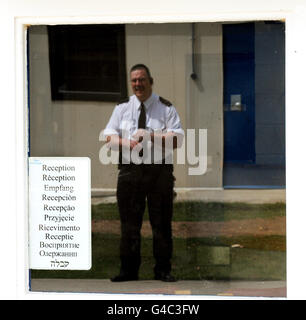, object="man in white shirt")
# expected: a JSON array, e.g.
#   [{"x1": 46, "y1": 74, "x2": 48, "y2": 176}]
[{"x1": 103, "y1": 64, "x2": 184, "y2": 282}]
